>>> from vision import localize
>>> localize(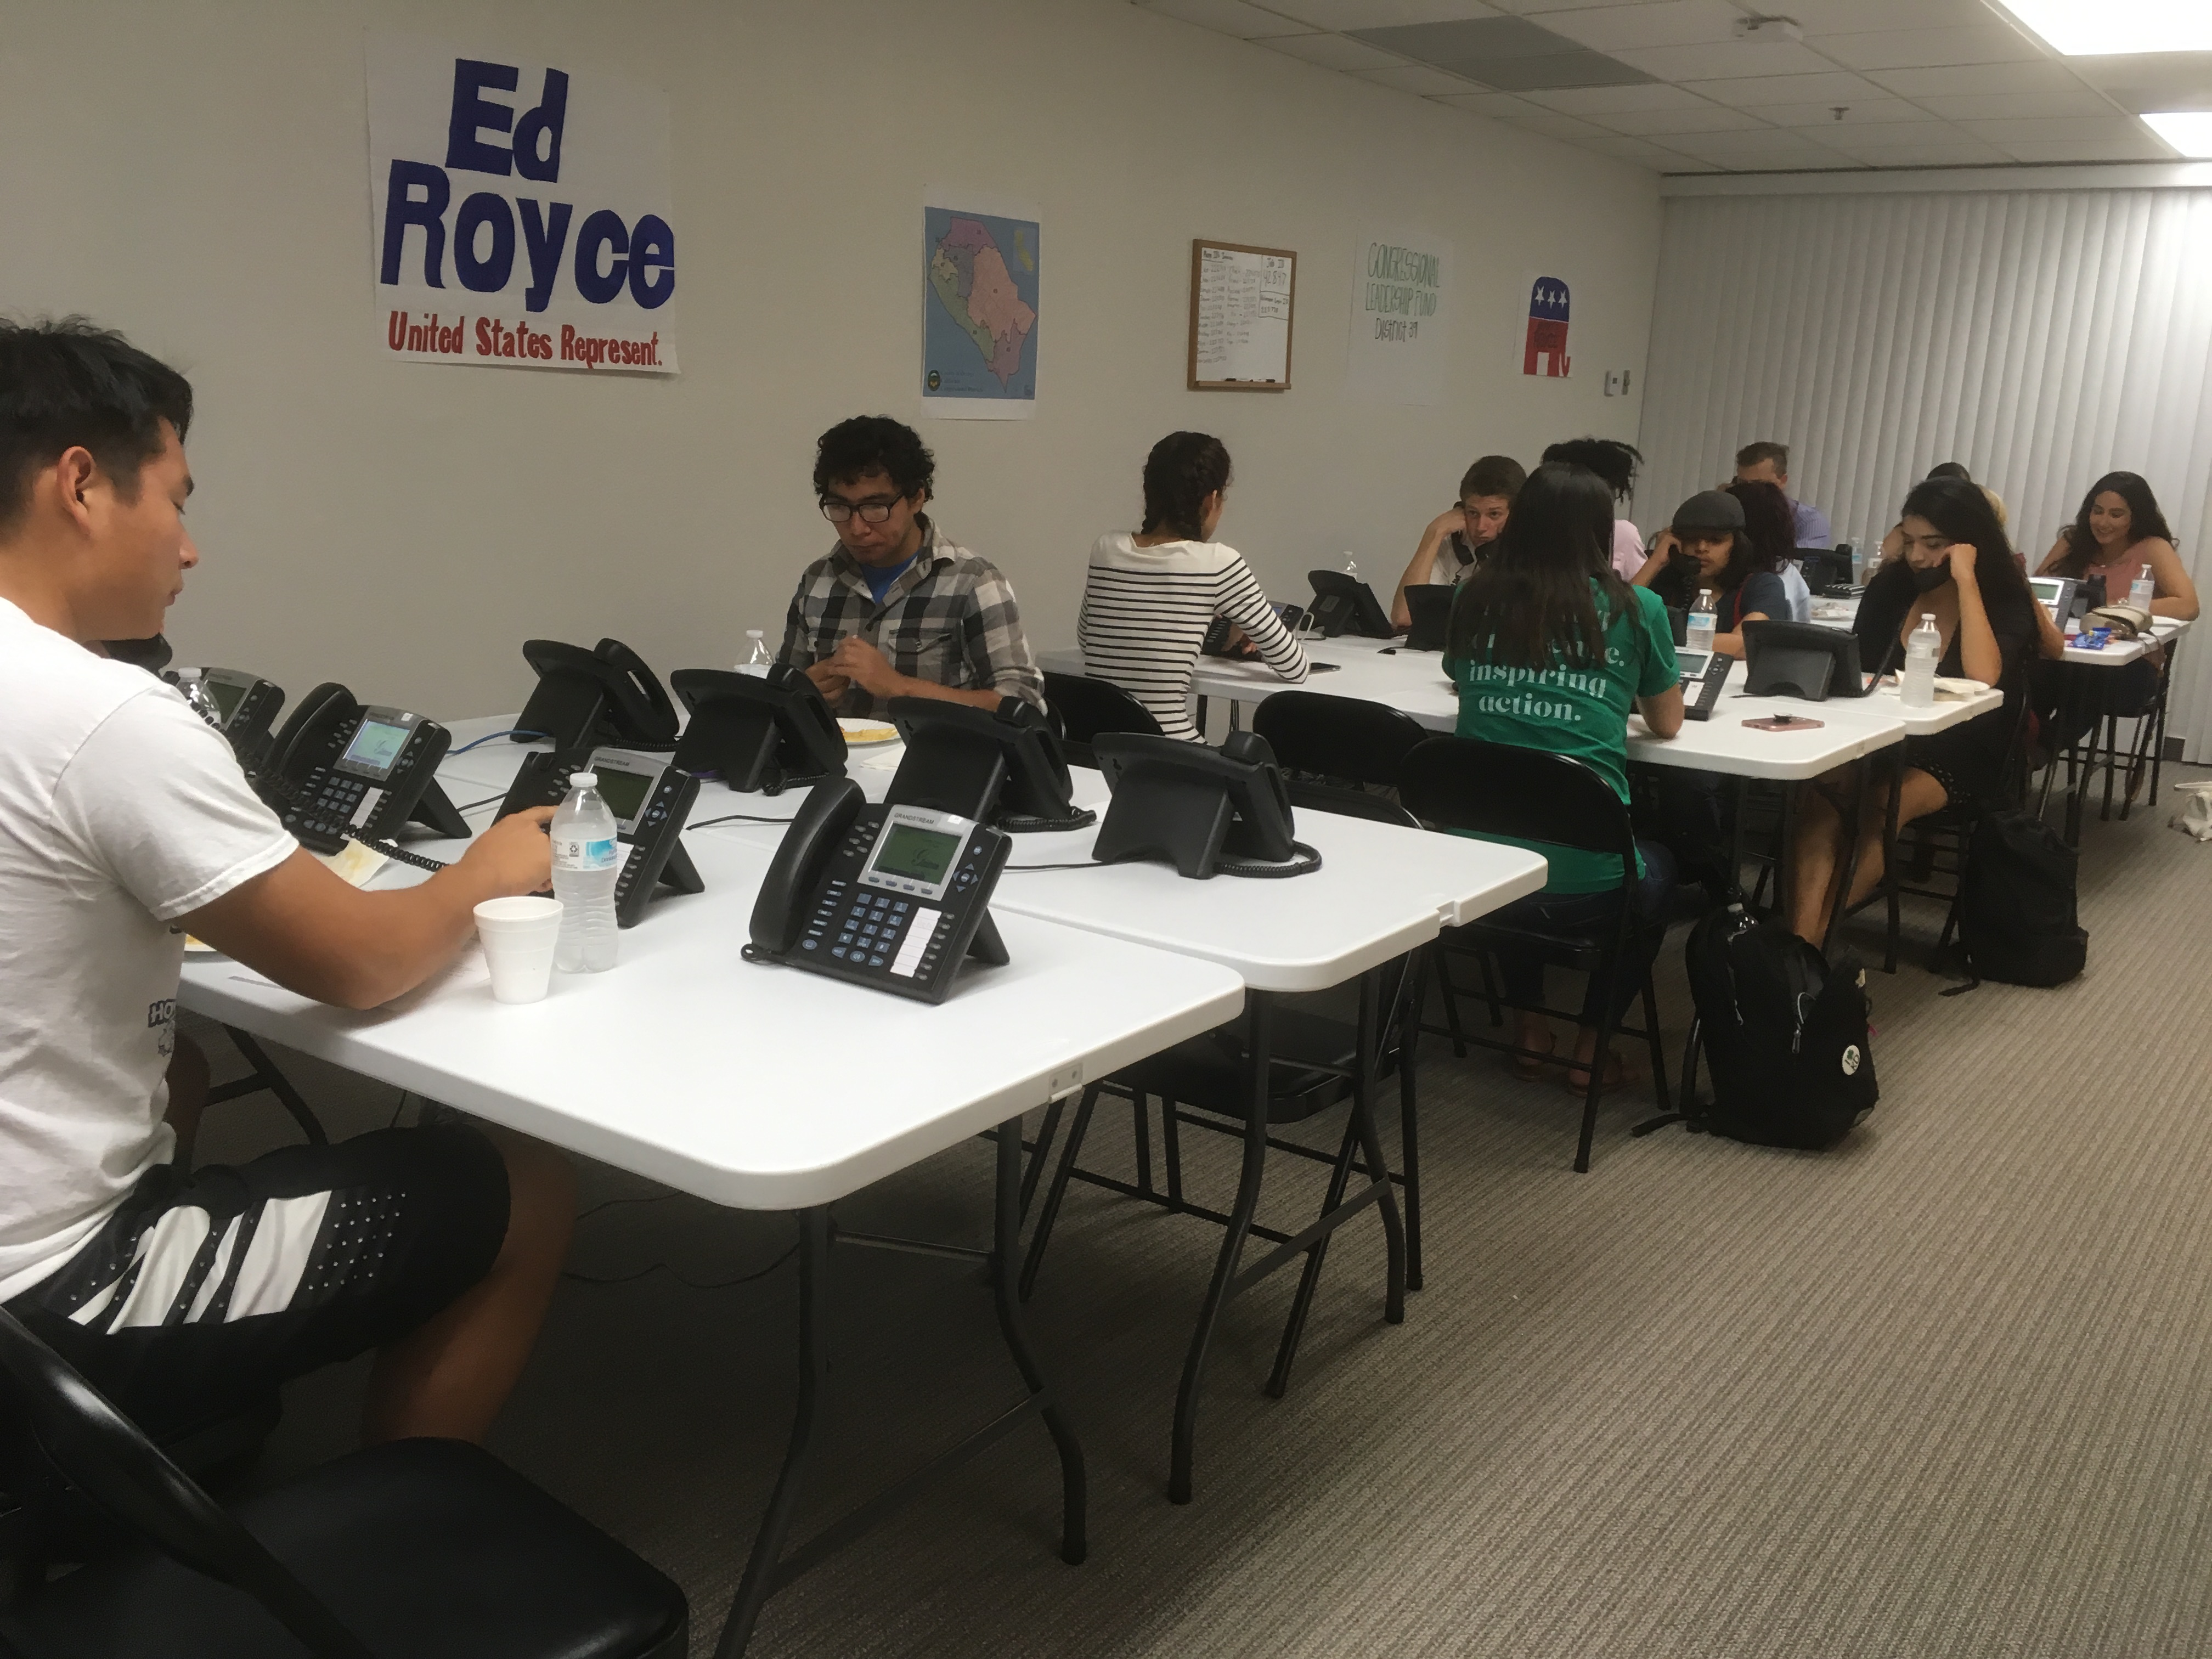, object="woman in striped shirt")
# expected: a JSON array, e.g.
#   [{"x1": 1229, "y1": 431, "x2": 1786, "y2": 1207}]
[{"x1": 1077, "y1": 432, "x2": 1307, "y2": 742}]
